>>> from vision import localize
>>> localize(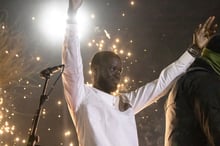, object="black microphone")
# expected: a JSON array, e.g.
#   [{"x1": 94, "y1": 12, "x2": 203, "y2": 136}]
[{"x1": 40, "y1": 64, "x2": 64, "y2": 77}]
